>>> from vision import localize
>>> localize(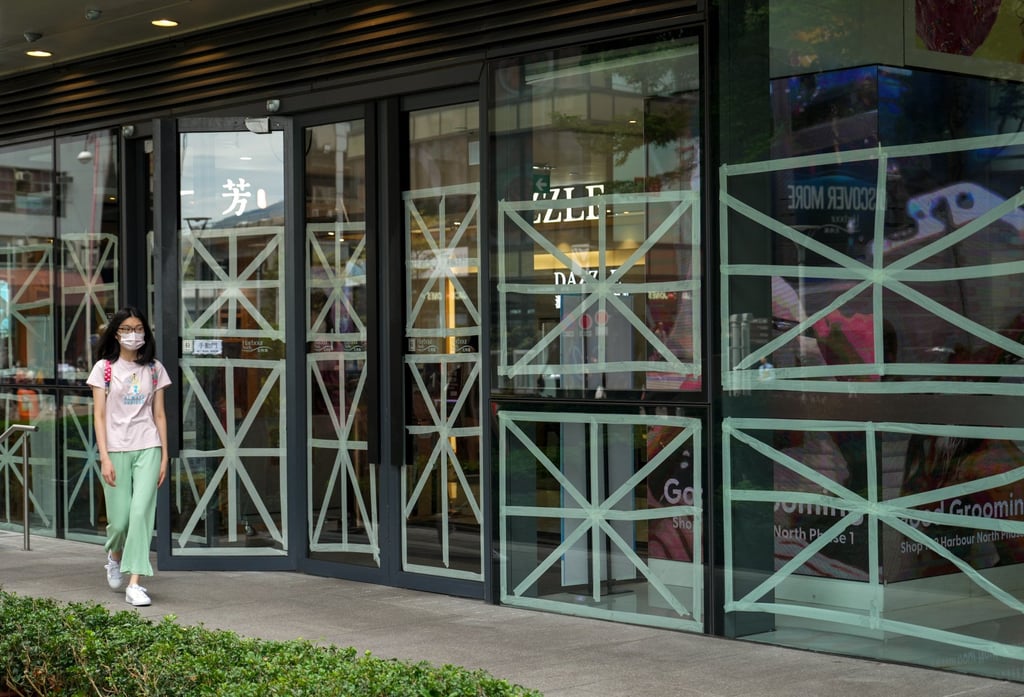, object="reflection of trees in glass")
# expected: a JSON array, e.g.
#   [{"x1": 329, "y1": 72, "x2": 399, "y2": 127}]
[
  {"x1": 768, "y1": 1, "x2": 863, "y2": 71},
  {"x1": 549, "y1": 46, "x2": 698, "y2": 191},
  {"x1": 717, "y1": 0, "x2": 773, "y2": 163},
  {"x1": 552, "y1": 104, "x2": 692, "y2": 164},
  {"x1": 992, "y1": 81, "x2": 1024, "y2": 135}
]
